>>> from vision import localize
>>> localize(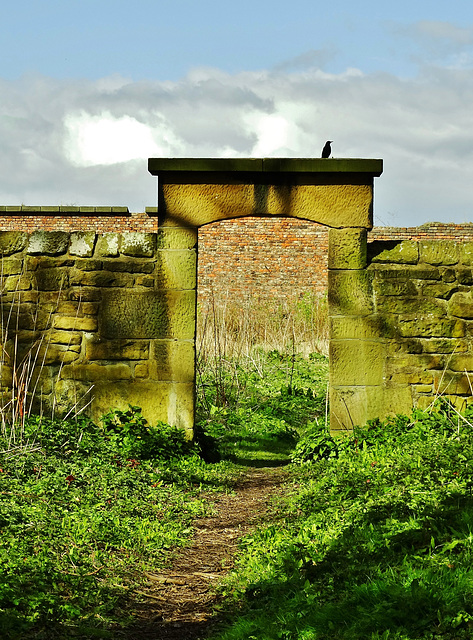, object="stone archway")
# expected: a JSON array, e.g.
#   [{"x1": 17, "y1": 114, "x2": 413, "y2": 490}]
[{"x1": 148, "y1": 157, "x2": 383, "y2": 433}]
